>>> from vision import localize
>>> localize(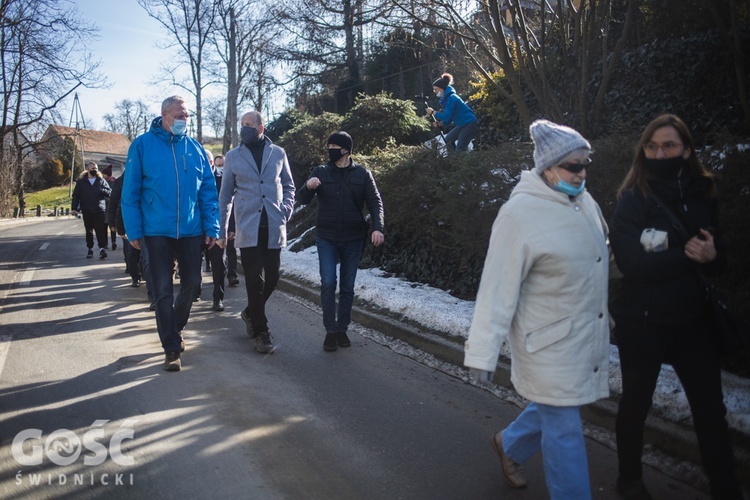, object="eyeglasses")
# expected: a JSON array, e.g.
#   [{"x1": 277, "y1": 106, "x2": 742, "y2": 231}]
[
  {"x1": 558, "y1": 159, "x2": 591, "y2": 174},
  {"x1": 643, "y1": 141, "x2": 683, "y2": 155}
]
